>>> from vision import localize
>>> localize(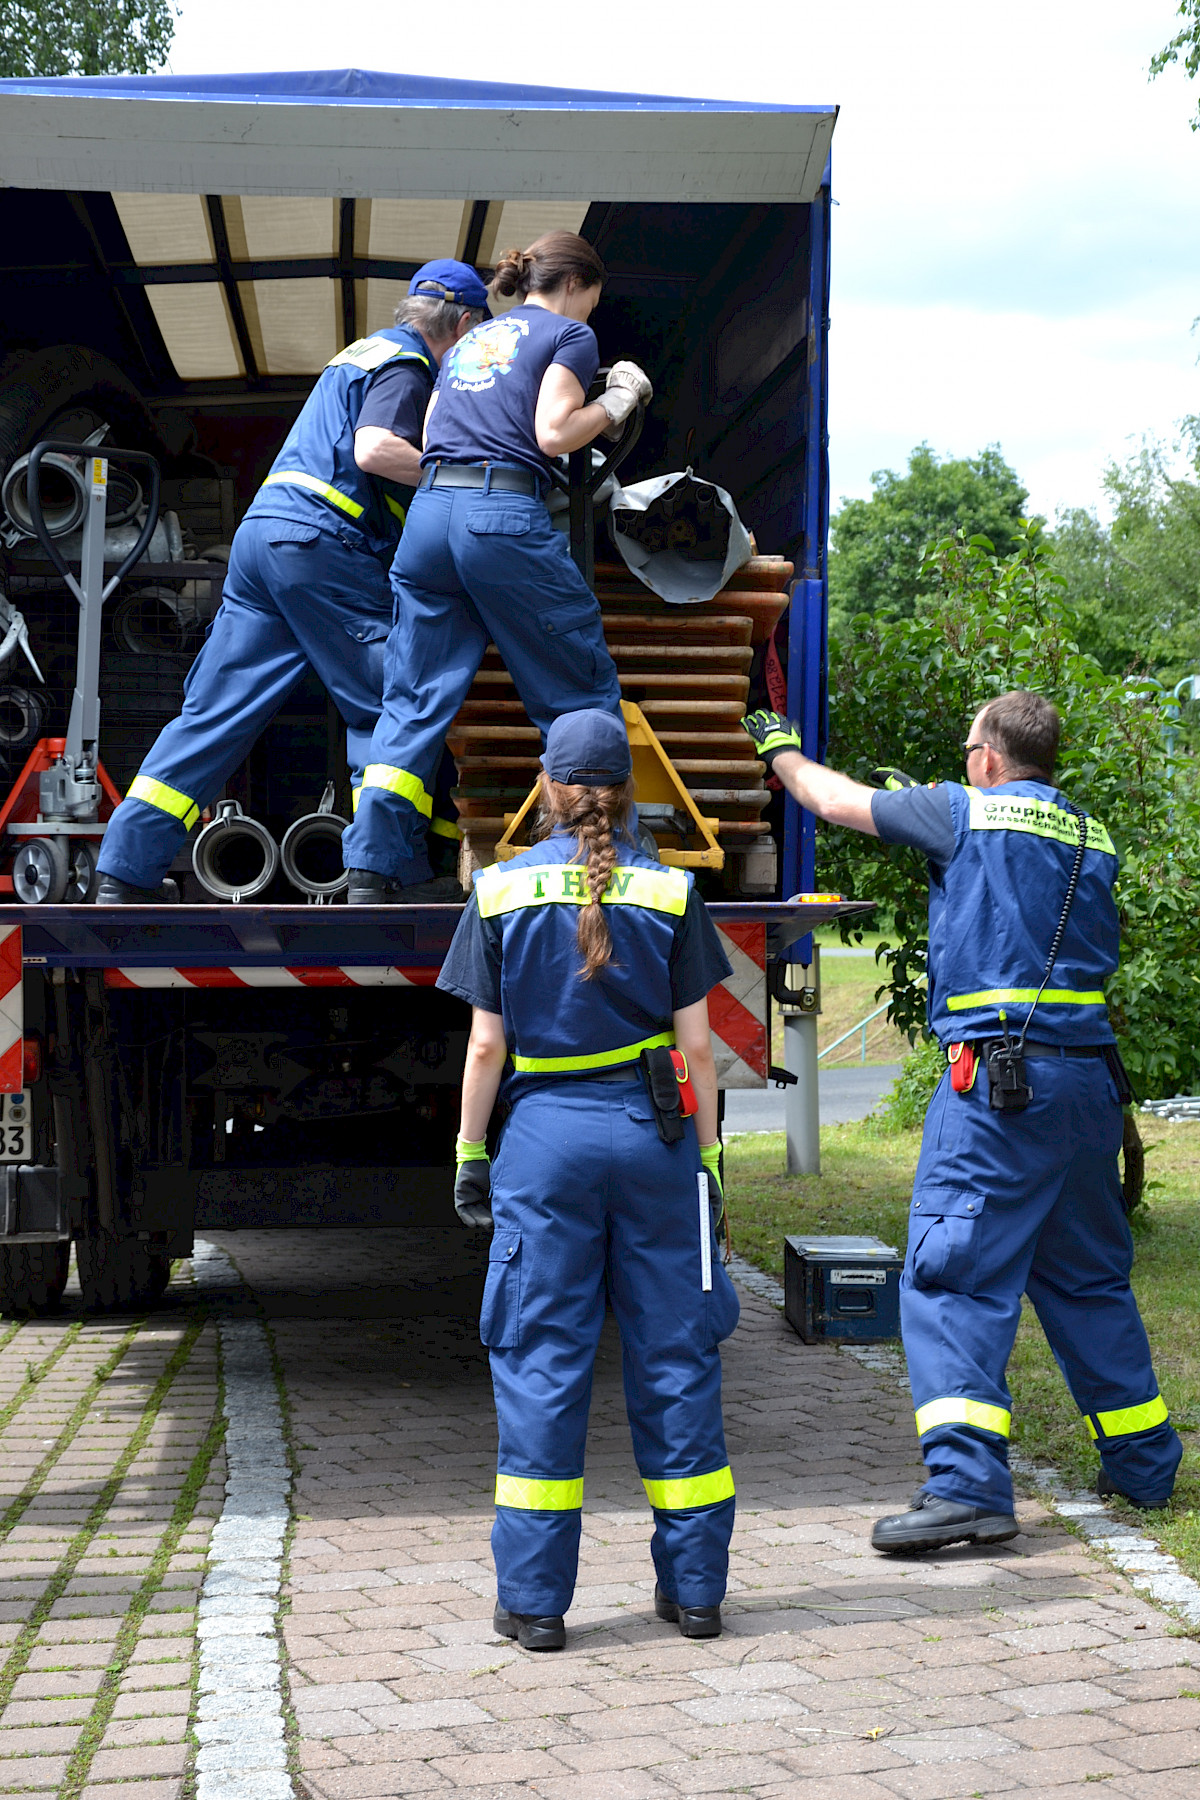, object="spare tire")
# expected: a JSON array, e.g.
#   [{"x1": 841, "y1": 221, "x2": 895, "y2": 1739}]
[{"x1": 0, "y1": 344, "x2": 162, "y2": 482}]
